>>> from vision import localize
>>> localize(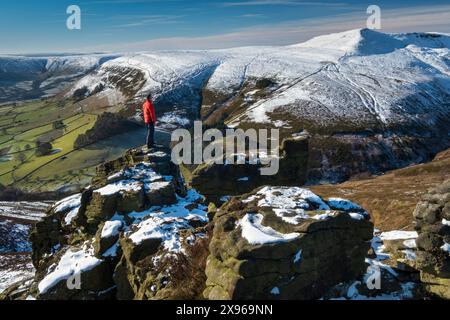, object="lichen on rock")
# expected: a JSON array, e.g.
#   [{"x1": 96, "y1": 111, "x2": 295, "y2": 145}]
[
  {"x1": 204, "y1": 186, "x2": 373, "y2": 300},
  {"x1": 414, "y1": 179, "x2": 450, "y2": 299},
  {"x1": 26, "y1": 146, "x2": 209, "y2": 300}
]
